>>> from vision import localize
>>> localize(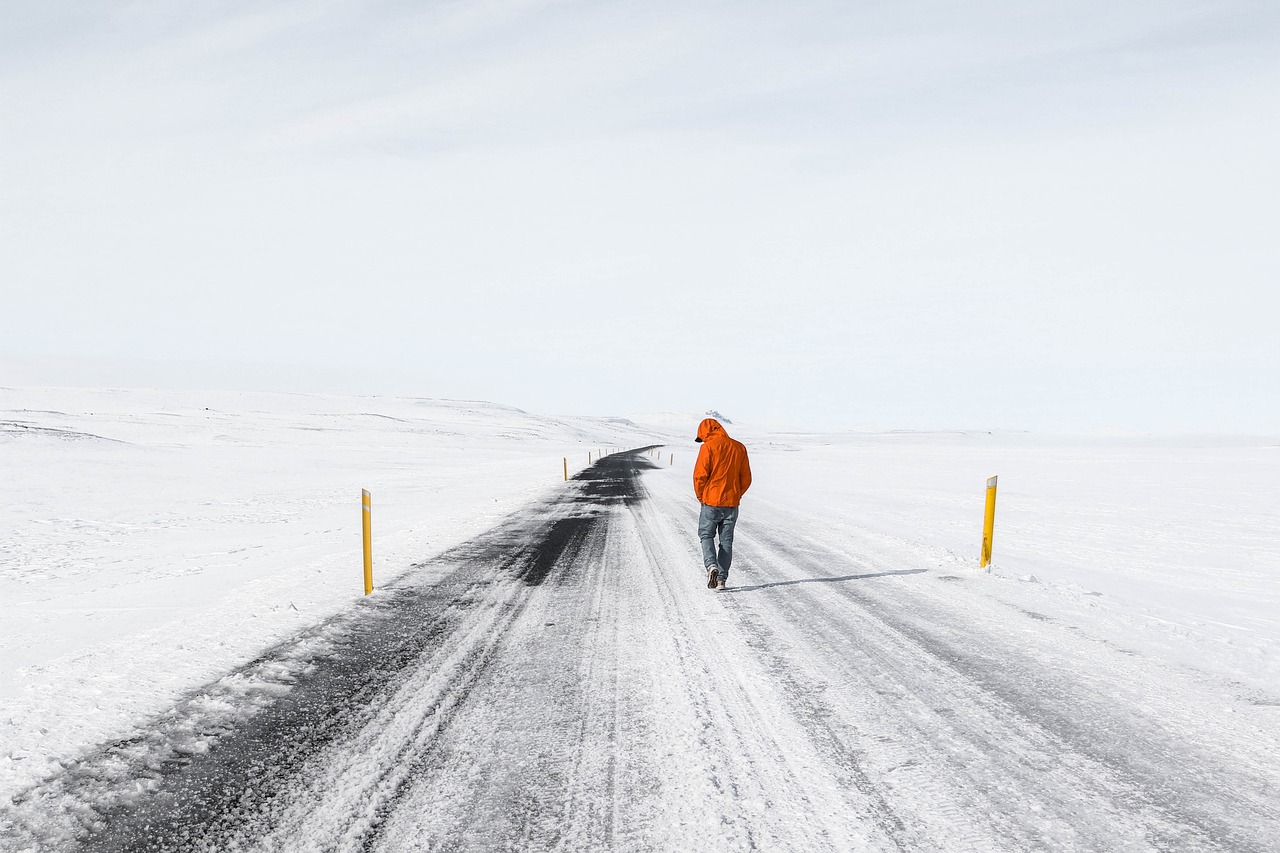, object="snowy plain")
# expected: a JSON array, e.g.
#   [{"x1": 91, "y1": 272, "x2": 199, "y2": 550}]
[
  {"x1": 1, "y1": 387, "x2": 1278, "y2": 849},
  {"x1": 0, "y1": 388, "x2": 667, "y2": 799}
]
